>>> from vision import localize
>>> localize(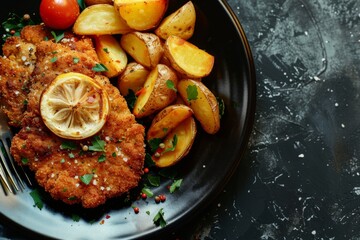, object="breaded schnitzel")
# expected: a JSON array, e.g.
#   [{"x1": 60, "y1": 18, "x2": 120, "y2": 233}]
[{"x1": 3, "y1": 25, "x2": 145, "y2": 208}]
